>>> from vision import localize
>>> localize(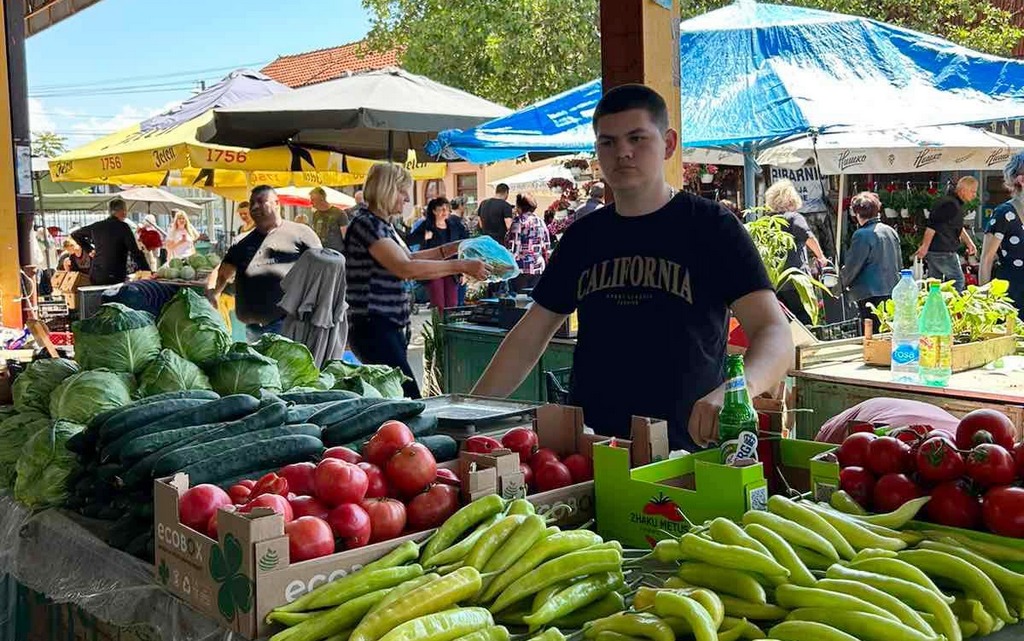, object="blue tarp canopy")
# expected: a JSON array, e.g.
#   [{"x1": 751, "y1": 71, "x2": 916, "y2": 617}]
[{"x1": 429, "y1": 0, "x2": 1024, "y2": 166}]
